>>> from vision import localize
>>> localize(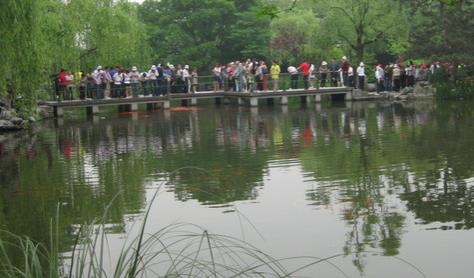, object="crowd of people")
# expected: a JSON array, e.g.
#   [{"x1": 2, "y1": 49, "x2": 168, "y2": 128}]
[
  {"x1": 54, "y1": 64, "x2": 199, "y2": 101},
  {"x1": 54, "y1": 57, "x2": 443, "y2": 101}
]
